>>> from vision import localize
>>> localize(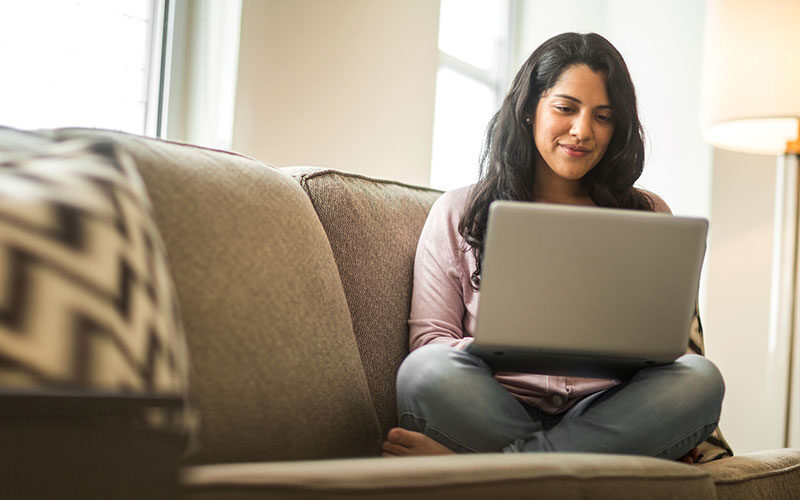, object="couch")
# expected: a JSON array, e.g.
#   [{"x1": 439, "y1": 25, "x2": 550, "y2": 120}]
[{"x1": 0, "y1": 127, "x2": 798, "y2": 500}]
